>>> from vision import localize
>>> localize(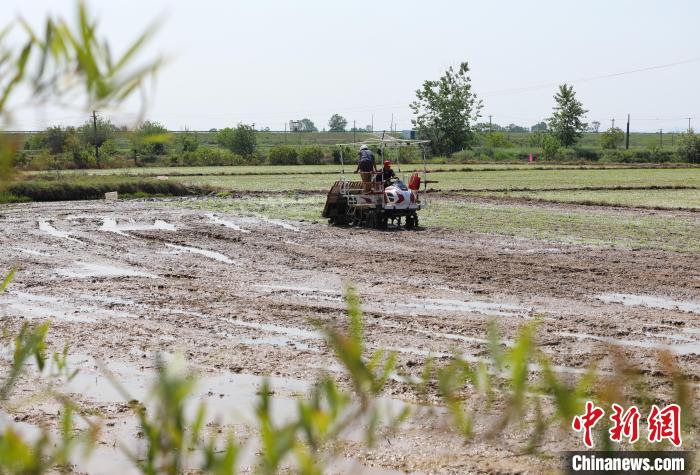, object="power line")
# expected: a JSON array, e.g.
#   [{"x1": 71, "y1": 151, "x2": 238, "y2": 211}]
[{"x1": 483, "y1": 56, "x2": 700, "y2": 97}]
